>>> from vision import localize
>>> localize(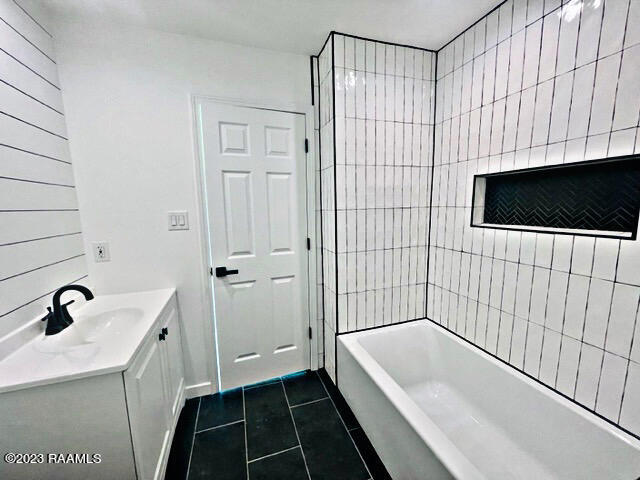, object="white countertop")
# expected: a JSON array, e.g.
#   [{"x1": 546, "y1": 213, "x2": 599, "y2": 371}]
[{"x1": 0, "y1": 288, "x2": 176, "y2": 394}]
